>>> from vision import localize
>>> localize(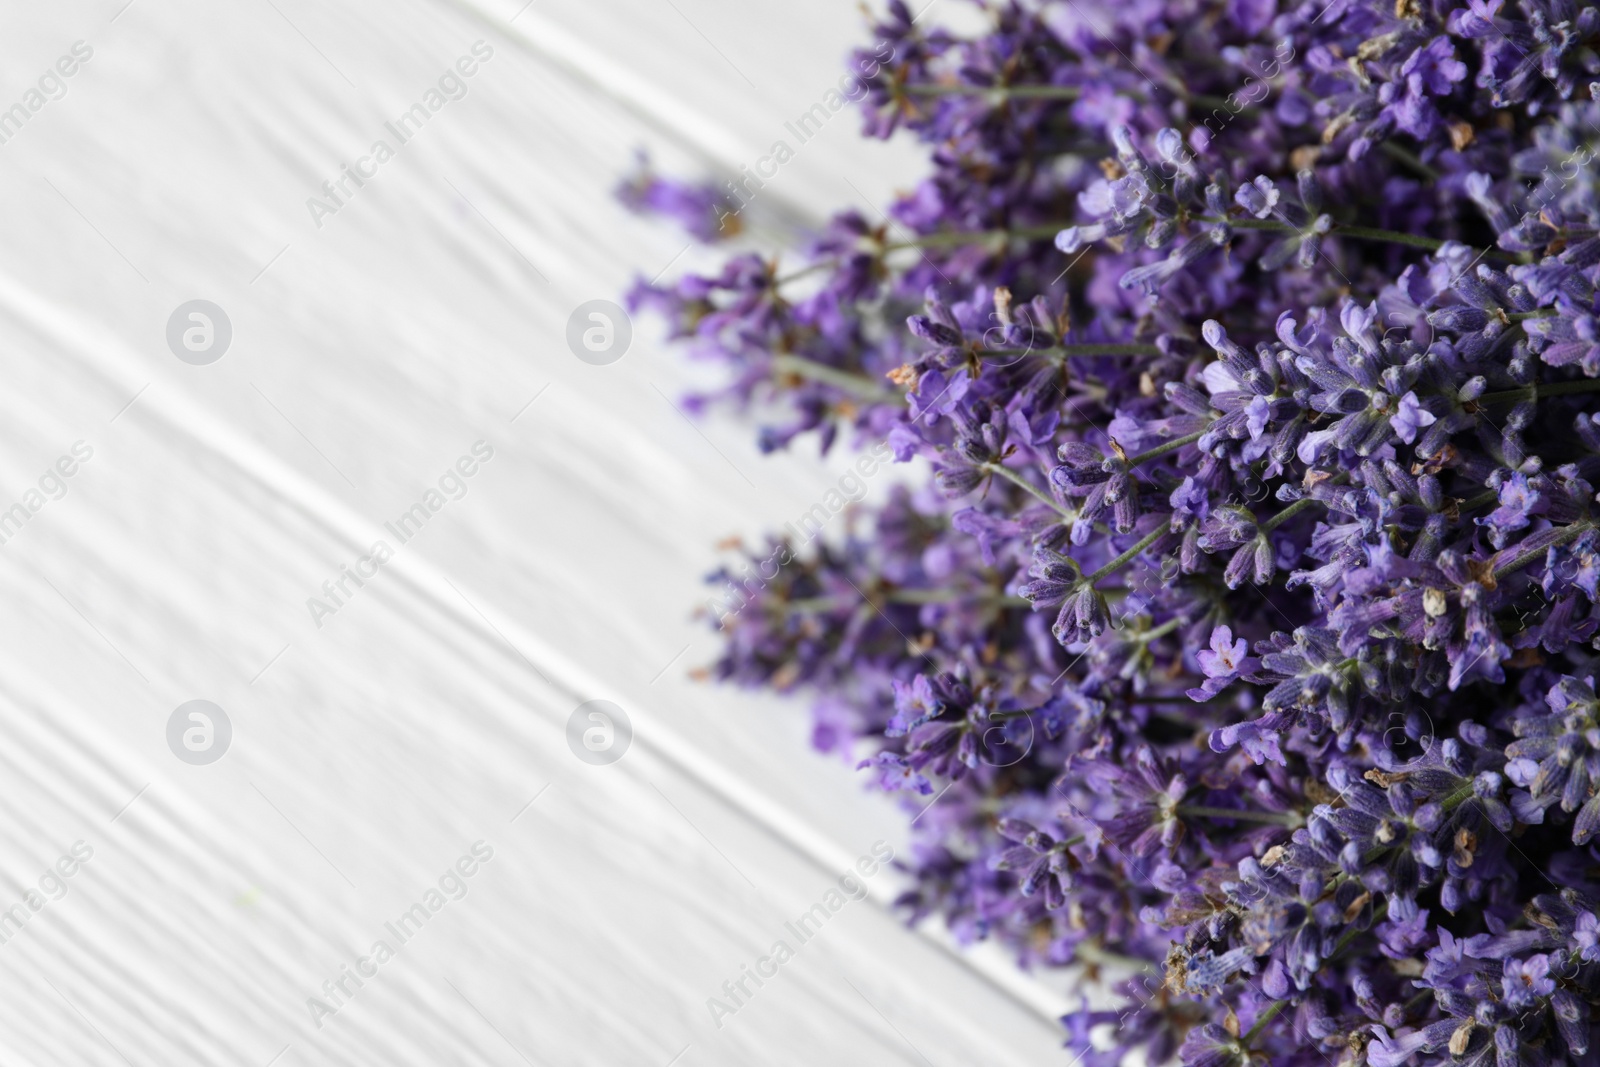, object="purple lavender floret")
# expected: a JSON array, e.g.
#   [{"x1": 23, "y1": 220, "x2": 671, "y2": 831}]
[{"x1": 627, "y1": 0, "x2": 1600, "y2": 1061}]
